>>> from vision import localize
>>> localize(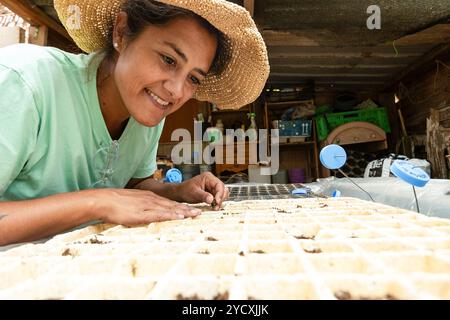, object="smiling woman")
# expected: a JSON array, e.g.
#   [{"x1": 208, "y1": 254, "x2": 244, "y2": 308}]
[
  {"x1": 97, "y1": 12, "x2": 220, "y2": 130},
  {"x1": 0, "y1": 0, "x2": 269, "y2": 246}
]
